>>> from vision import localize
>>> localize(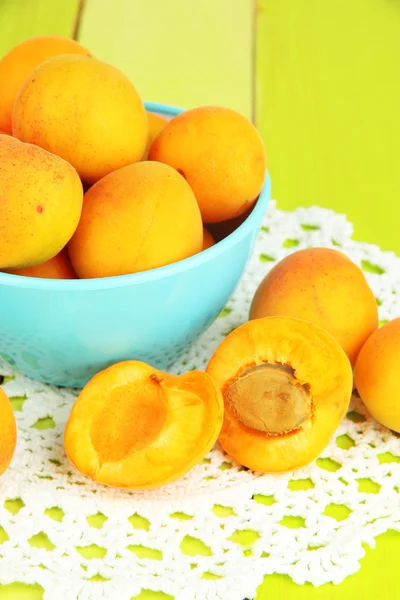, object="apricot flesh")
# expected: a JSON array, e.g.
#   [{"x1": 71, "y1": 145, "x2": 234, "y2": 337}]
[
  {"x1": 355, "y1": 318, "x2": 400, "y2": 433},
  {"x1": 68, "y1": 161, "x2": 203, "y2": 278},
  {"x1": 0, "y1": 388, "x2": 17, "y2": 476},
  {"x1": 0, "y1": 35, "x2": 89, "y2": 134},
  {"x1": 64, "y1": 361, "x2": 223, "y2": 489},
  {"x1": 13, "y1": 54, "x2": 148, "y2": 184},
  {"x1": 148, "y1": 106, "x2": 266, "y2": 223},
  {"x1": 206, "y1": 316, "x2": 353, "y2": 473},
  {"x1": 4, "y1": 248, "x2": 76, "y2": 279},
  {"x1": 0, "y1": 135, "x2": 83, "y2": 269},
  {"x1": 250, "y1": 248, "x2": 378, "y2": 365}
]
